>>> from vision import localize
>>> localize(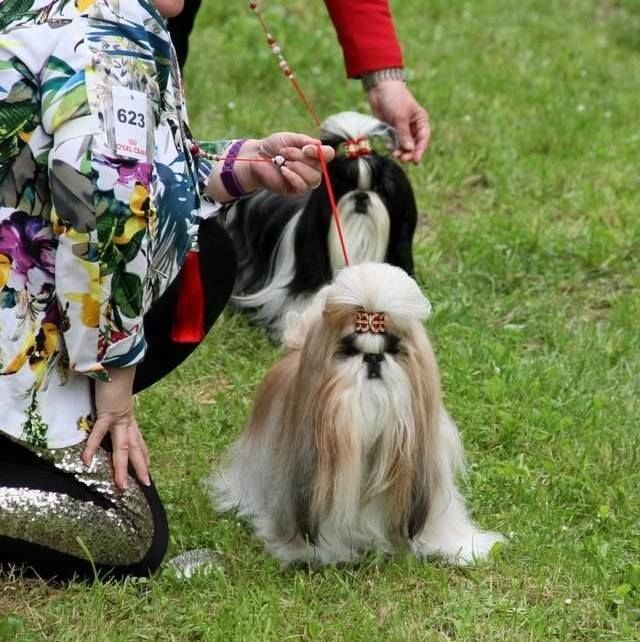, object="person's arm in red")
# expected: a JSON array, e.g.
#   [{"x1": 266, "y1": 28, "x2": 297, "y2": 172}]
[{"x1": 324, "y1": 0, "x2": 403, "y2": 77}]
